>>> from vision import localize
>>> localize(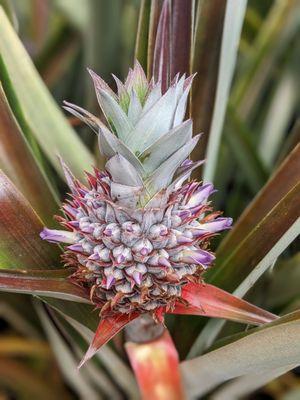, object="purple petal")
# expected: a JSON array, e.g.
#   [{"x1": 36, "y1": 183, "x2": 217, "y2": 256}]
[
  {"x1": 187, "y1": 183, "x2": 215, "y2": 208},
  {"x1": 106, "y1": 275, "x2": 115, "y2": 289},
  {"x1": 67, "y1": 244, "x2": 83, "y2": 253},
  {"x1": 198, "y1": 217, "x2": 233, "y2": 233},
  {"x1": 40, "y1": 228, "x2": 76, "y2": 244},
  {"x1": 181, "y1": 249, "x2": 215, "y2": 266},
  {"x1": 158, "y1": 257, "x2": 171, "y2": 268},
  {"x1": 133, "y1": 271, "x2": 142, "y2": 285}
]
